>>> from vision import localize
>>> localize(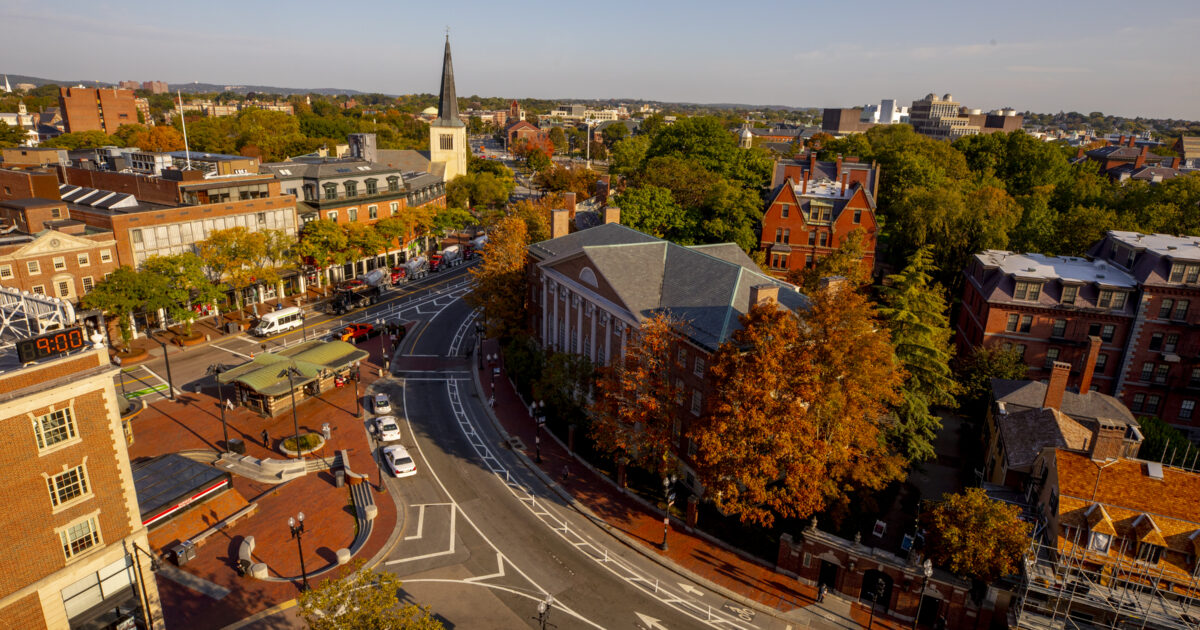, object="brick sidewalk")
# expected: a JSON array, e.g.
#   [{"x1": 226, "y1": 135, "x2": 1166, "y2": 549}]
[
  {"x1": 127, "y1": 334, "x2": 397, "y2": 630},
  {"x1": 477, "y1": 338, "x2": 896, "y2": 628}
]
